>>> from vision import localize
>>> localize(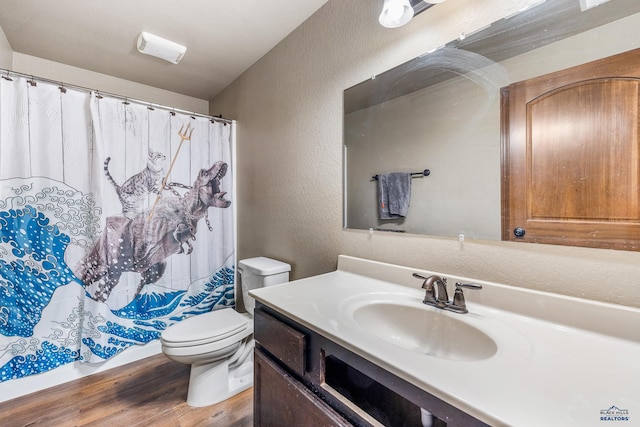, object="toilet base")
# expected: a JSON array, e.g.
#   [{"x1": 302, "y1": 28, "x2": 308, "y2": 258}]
[{"x1": 186, "y1": 343, "x2": 254, "y2": 407}]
